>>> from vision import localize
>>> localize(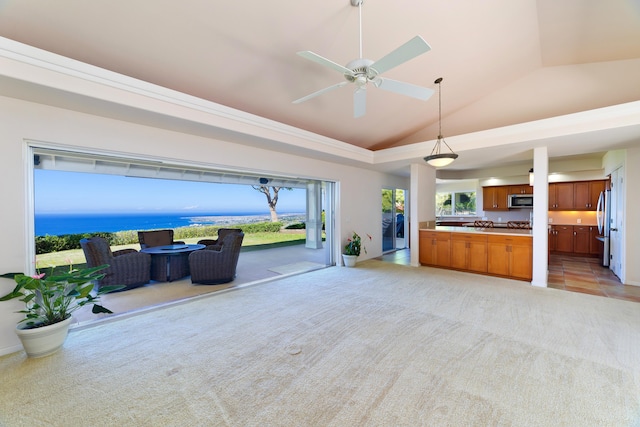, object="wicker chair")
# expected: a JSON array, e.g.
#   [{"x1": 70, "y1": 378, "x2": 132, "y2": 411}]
[
  {"x1": 474, "y1": 220, "x2": 494, "y2": 228},
  {"x1": 137, "y1": 229, "x2": 184, "y2": 249},
  {"x1": 197, "y1": 228, "x2": 243, "y2": 247},
  {"x1": 137, "y1": 229, "x2": 188, "y2": 282},
  {"x1": 80, "y1": 236, "x2": 151, "y2": 290},
  {"x1": 189, "y1": 231, "x2": 244, "y2": 285},
  {"x1": 507, "y1": 221, "x2": 531, "y2": 229}
]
